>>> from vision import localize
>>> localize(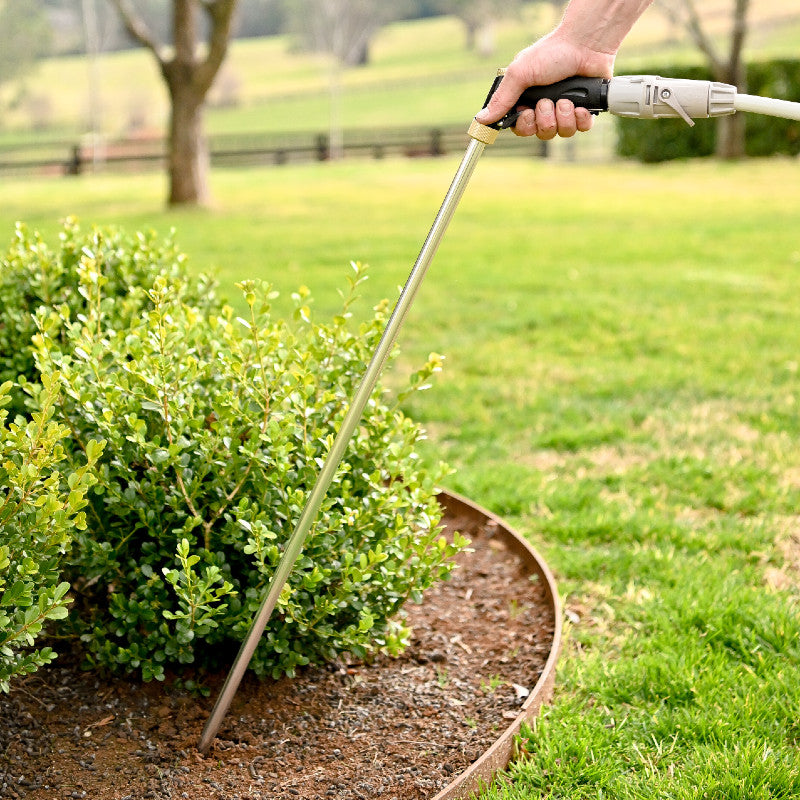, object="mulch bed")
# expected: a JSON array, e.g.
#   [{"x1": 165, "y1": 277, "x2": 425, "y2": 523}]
[{"x1": 0, "y1": 510, "x2": 555, "y2": 800}]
